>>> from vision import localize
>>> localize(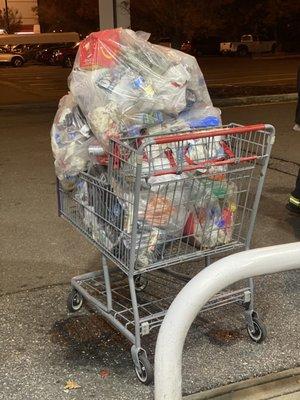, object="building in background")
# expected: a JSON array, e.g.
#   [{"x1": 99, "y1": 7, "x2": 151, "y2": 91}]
[{"x1": 0, "y1": 0, "x2": 40, "y2": 32}]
